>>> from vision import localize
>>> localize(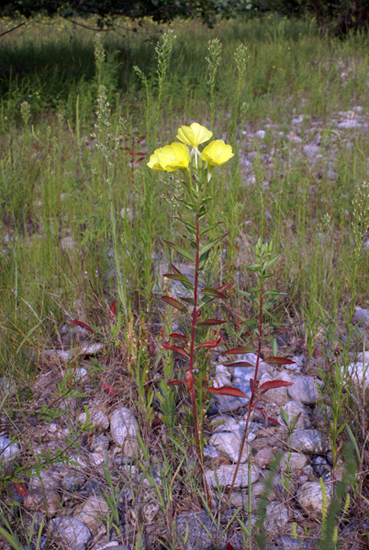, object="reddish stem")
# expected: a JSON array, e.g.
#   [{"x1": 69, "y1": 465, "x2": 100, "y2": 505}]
[
  {"x1": 188, "y1": 217, "x2": 211, "y2": 508},
  {"x1": 221, "y1": 276, "x2": 264, "y2": 510}
]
